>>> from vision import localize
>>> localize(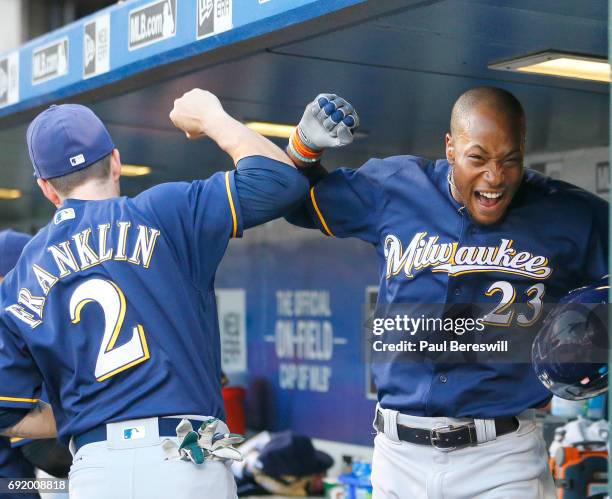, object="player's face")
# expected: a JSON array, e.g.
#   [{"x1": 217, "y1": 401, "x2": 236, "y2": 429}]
[{"x1": 446, "y1": 107, "x2": 524, "y2": 225}]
